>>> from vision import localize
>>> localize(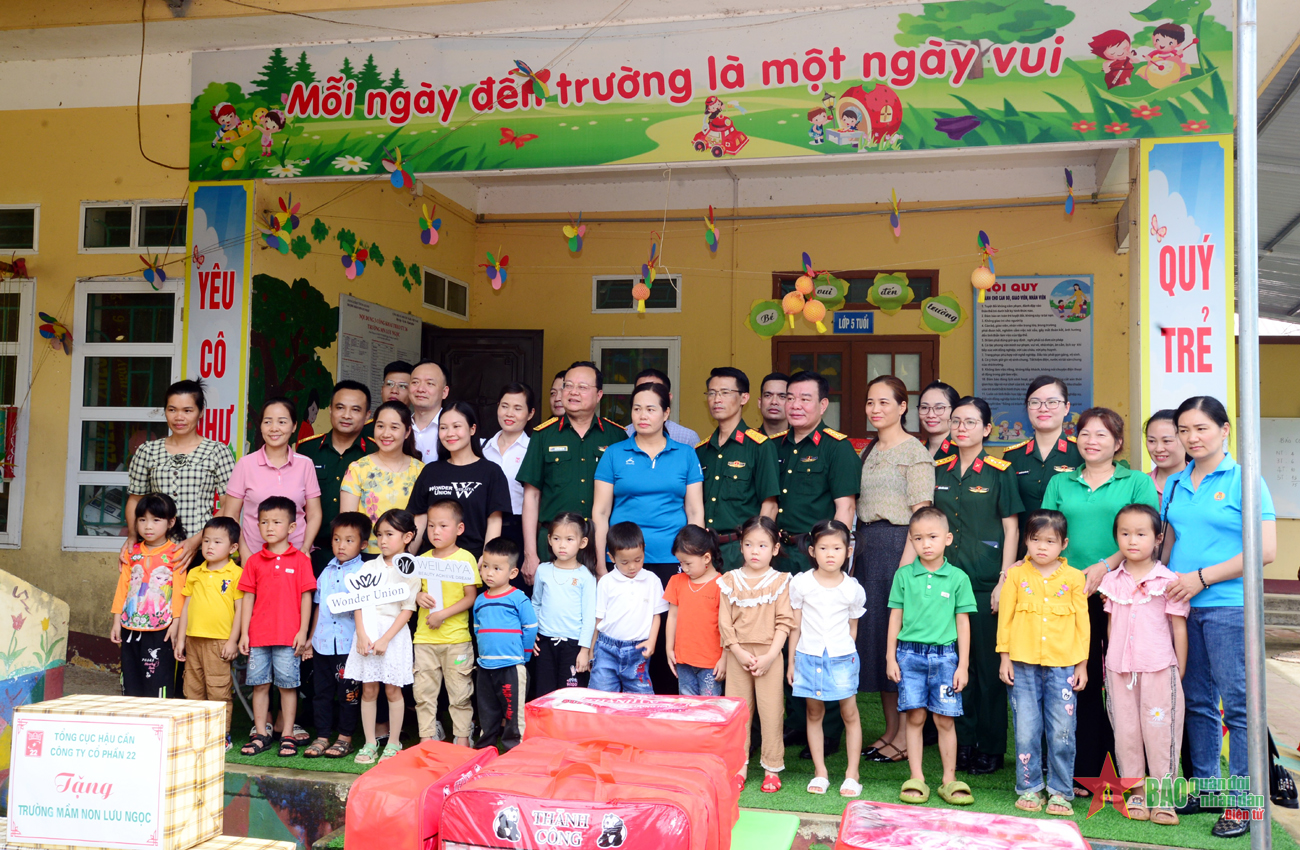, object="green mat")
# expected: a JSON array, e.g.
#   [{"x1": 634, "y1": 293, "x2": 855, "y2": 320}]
[
  {"x1": 731, "y1": 810, "x2": 800, "y2": 850},
  {"x1": 737, "y1": 692, "x2": 1300, "y2": 850}
]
